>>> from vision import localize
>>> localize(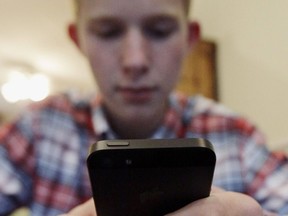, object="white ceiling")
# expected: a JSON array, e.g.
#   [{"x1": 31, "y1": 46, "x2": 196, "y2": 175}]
[{"x1": 0, "y1": 0, "x2": 95, "y2": 121}]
